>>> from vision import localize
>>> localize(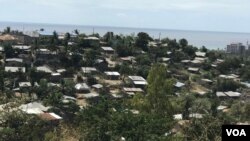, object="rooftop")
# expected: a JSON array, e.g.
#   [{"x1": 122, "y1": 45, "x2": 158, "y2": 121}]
[
  {"x1": 195, "y1": 51, "x2": 206, "y2": 57},
  {"x1": 13, "y1": 45, "x2": 31, "y2": 50},
  {"x1": 39, "y1": 113, "x2": 62, "y2": 121},
  {"x1": 36, "y1": 66, "x2": 53, "y2": 73},
  {"x1": 175, "y1": 82, "x2": 185, "y2": 88},
  {"x1": 188, "y1": 67, "x2": 199, "y2": 72},
  {"x1": 84, "y1": 36, "x2": 100, "y2": 40},
  {"x1": 19, "y1": 102, "x2": 50, "y2": 114},
  {"x1": 19, "y1": 82, "x2": 31, "y2": 87},
  {"x1": 81, "y1": 67, "x2": 97, "y2": 73},
  {"x1": 75, "y1": 83, "x2": 90, "y2": 91},
  {"x1": 5, "y1": 66, "x2": 25, "y2": 73},
  {"x1": 128, "y1": 76, "x2": 146, "y2": 81},
  {"x1": 92, "y1": 84, "x2": 103, "y2": 89},
  {"x1": 105, "y1": 71, "x2": 120, "y2": 76},
  {"x1": 6, "y1": 58, "x2": 23, "y2": 63},
  {"x1": 123, "y1": 87, "x2": 143, "y2": 92},
  {"x1": 0, "y1": 34, "x2": 17, "y2": 41},
  {"x1": 101, "y1": 47, "x2": 114, "y2": 51}
]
